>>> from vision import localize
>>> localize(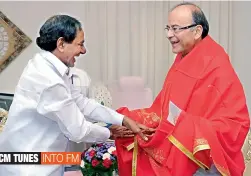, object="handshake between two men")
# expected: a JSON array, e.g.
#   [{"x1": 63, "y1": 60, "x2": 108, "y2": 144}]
[
  {"x1": 109, "y1": 116, "x2": 156, "y2": 141},
  {"x1": 109, "y1": 101, "x2": 182, "y2": 141}
]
